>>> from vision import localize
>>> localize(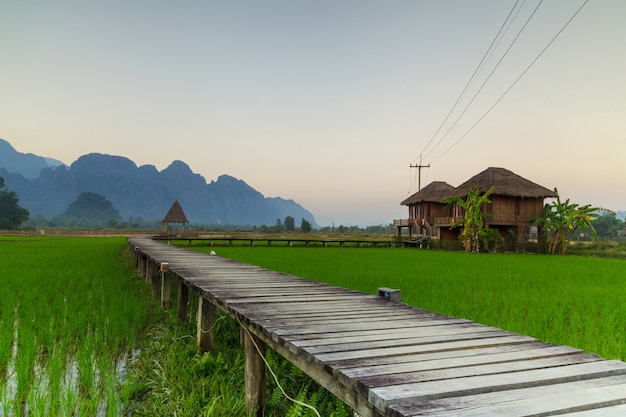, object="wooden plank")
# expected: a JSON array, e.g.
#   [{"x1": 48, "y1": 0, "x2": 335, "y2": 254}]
[
  {"x1": 388, "y1": 375, "x2": 626, "y2": 417},
  {"x1": 338, "y1": 344, "x2": 582, "y2": 388},
  {"x1": 293, "y1": 332, "x2": 514, "y2": 364},
  {"x1": 223, "y1": 294, "x2": 374, "y2": 304},
  {"x1": 330, "y1": 341, "x2": 548, "y2": 370},
  {"x1": 235, "y1": 301, "x2": 431, "y2": 317},
  {"x1": 369, "y1": 360, "x2": 626, "y2": 412},
  {"x1": 564, "y1": 404, "x2": 626, "y2": 416},
  {"x1": 271, "y1": 317, "x2": 471, "y2": 337},
  {"x1": 244, "y1": 310, "x2": 429, "y2": 325},
  {"x1": 279, "y1": 323, "x2": 491, "y2": 348},
  {"x1": 258, "y1": 316, "x2": 470, "y2": 338},
  {"x1": 358, "y1": 353, "x2": 602, "y2": 395},
  {"x1": 246, "y1": 314, "x2": 430, "y2": 332},
  {"x1": 314, "y1": 335, "x2": 538, "y2": 370},
  {"x1": 286, "y1": 323, "x2": 496, "y2": 346}
]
